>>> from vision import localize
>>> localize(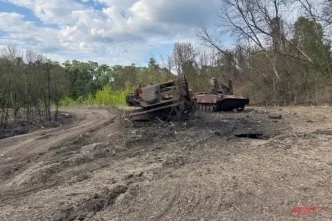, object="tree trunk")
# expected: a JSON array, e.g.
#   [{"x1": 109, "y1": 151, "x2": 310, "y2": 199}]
[
  {"x1": 42, "y1": 89, "x2": 48, "y2": 120},
  {"x1": 54, "y1": 83, "x2": 59, "y2": 121},
  {"x1": 47, "y1": 70, "x2": 52, "y2": 121}
]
